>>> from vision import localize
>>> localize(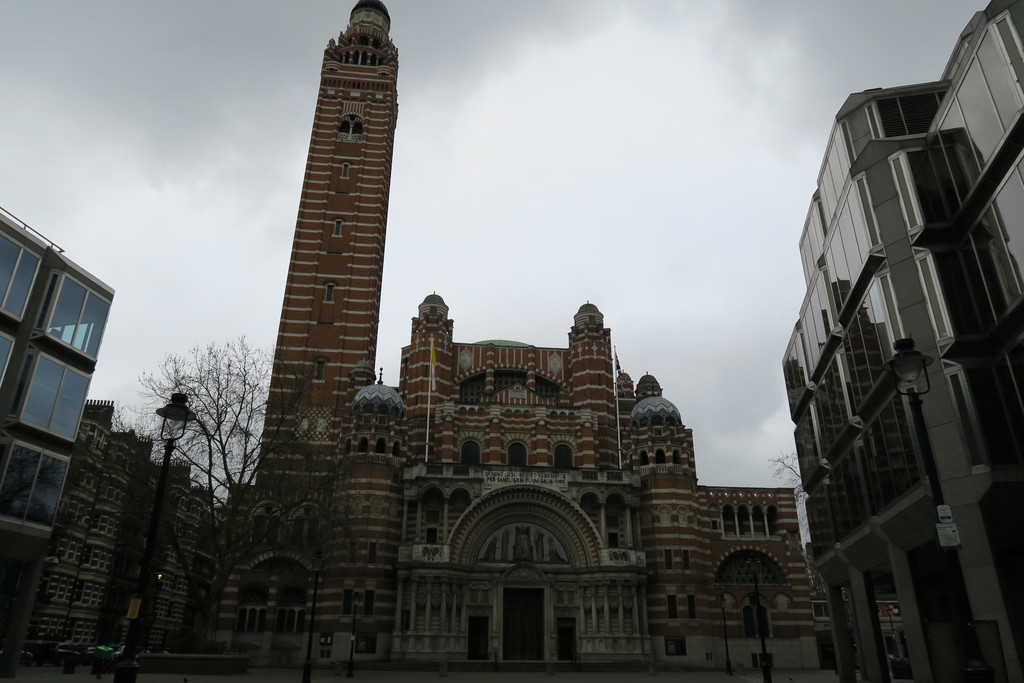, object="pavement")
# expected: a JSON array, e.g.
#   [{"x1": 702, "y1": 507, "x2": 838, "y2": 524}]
[{"x1": 4, "y1": 666, "x2": 852, "y2": 683}]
